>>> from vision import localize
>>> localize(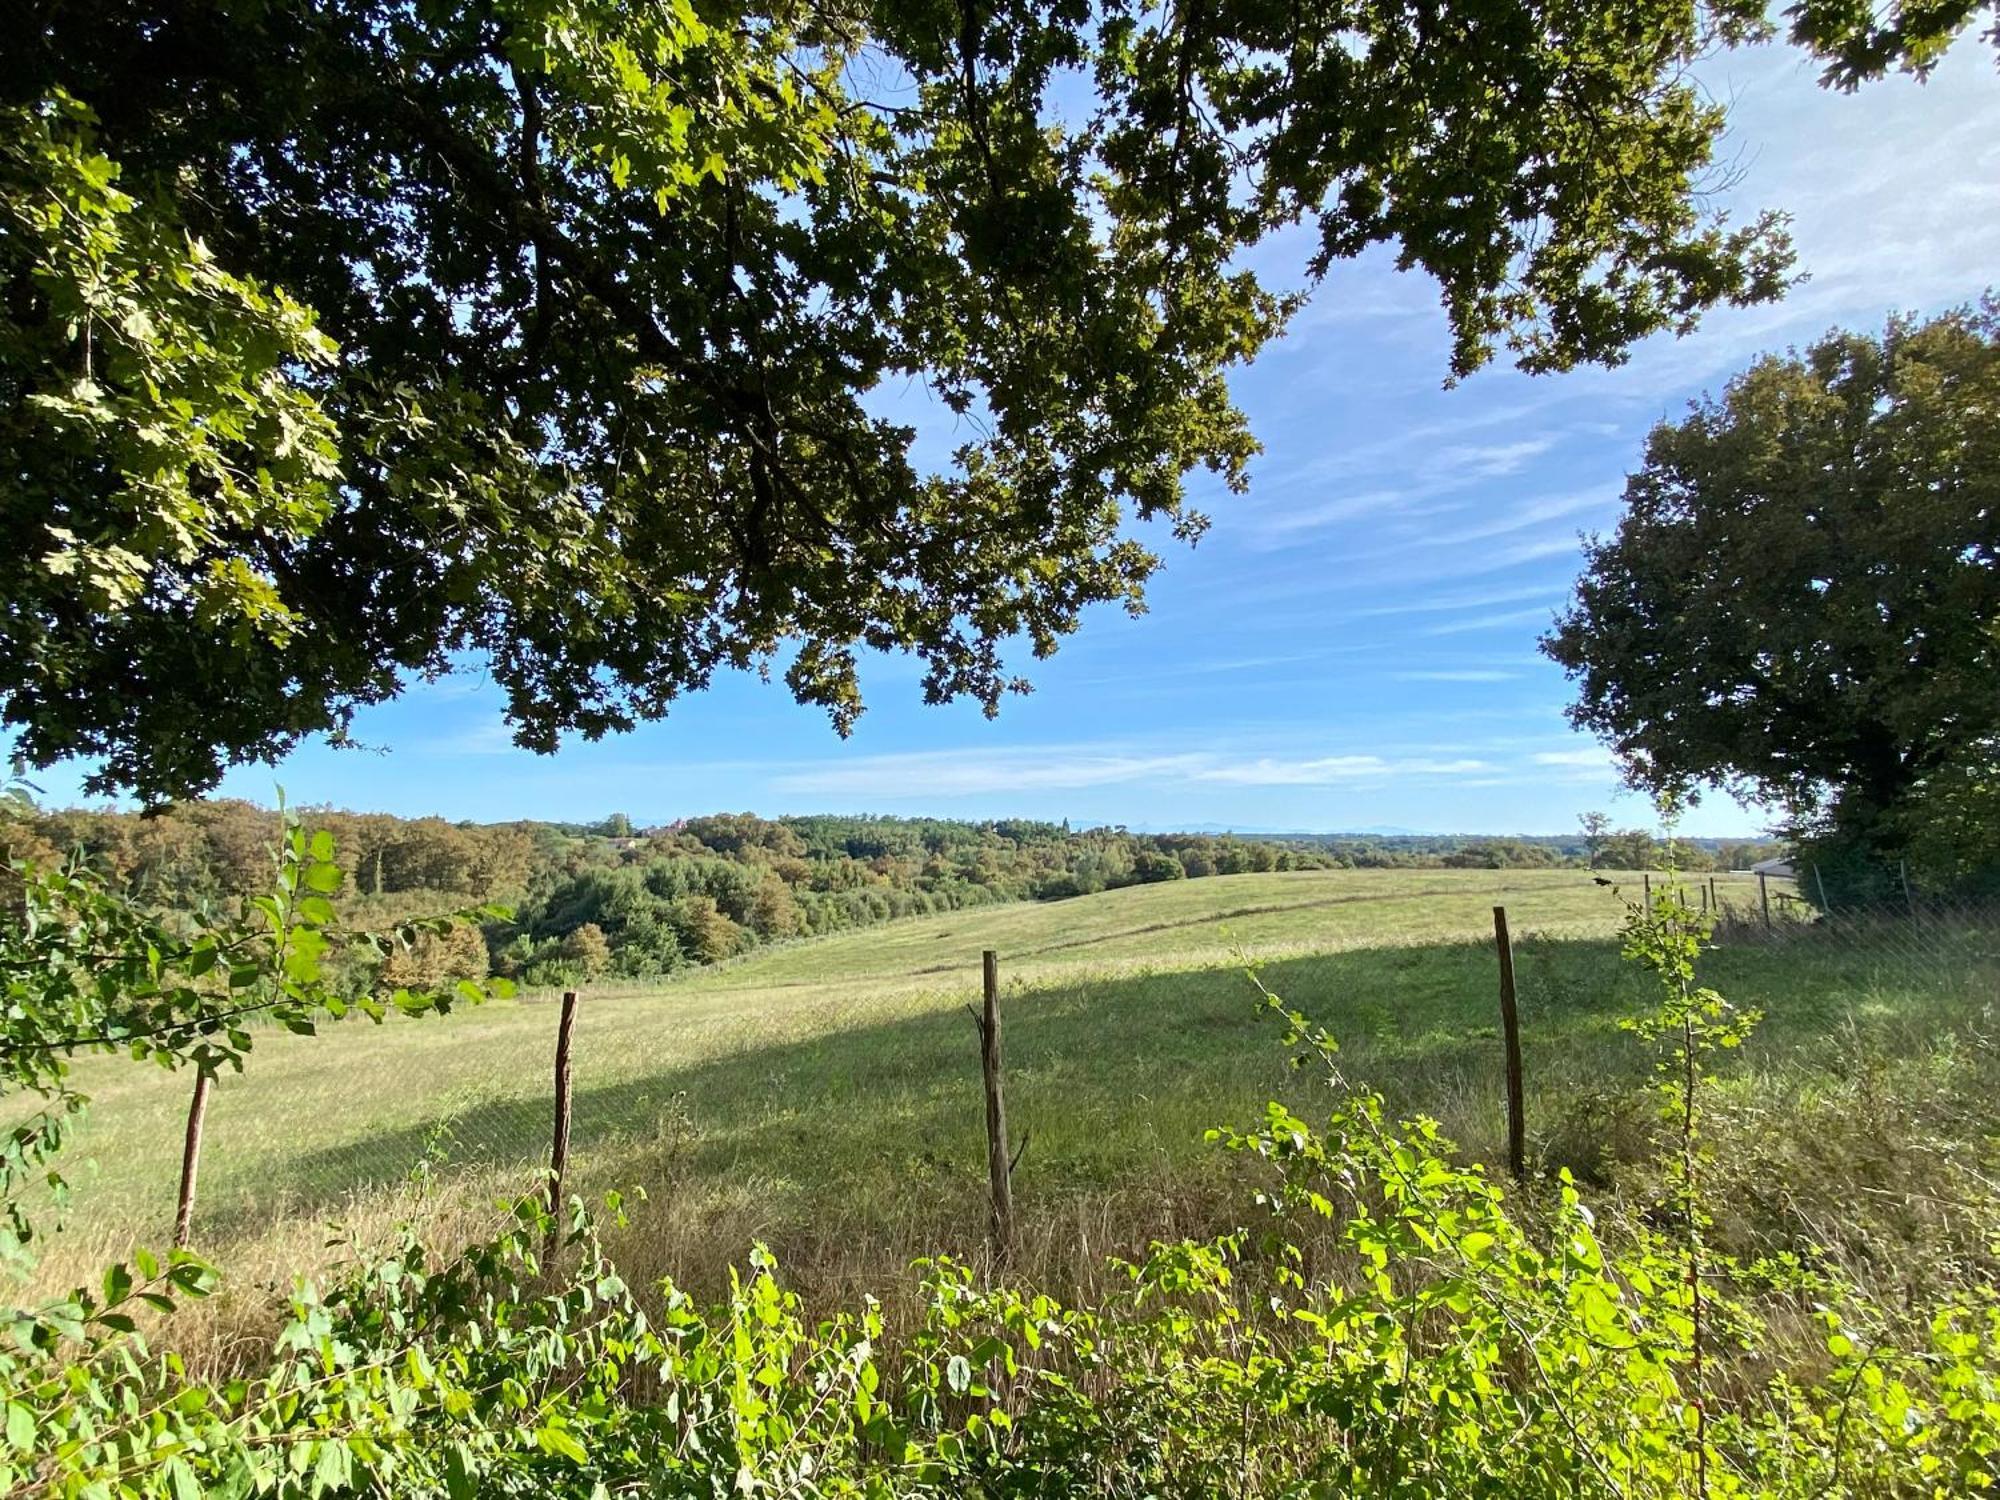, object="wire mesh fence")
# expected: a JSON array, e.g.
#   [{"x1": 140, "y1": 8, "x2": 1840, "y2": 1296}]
[
  {"x1": 37, "y1": 867, "x2": 2000, "y2": 1296},
  {"x1": 49, "y1": 973, "x2": 969, "y2": 1279}
]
